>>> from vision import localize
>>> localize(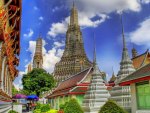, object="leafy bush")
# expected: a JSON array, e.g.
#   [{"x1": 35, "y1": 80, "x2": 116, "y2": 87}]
[
  {"x1": 99, "y1": 100, "x2": 127, "y2": 113},
  {"x1": 59, "y1": 101, "x2": 69, "y2": 110},
  {"x1": 33, "y1": 109, "x2": 41, "y2": 113},
  {"x1": 46, "y1": 109, "x2": 58, "y2": 113},
  {"x1": 64, "y1": 98, "x2": 84, "y2": 113},
  {"x1": 36, "y1": 102, "x2": 42, "y2": 109},
  {"x1": 59, "y1": 104, "x2": 65, "y2": 110},
  {"x1": 8, "y1": 110, "x2": 18, "y2": 113},
  {"x1": 41, "y1": 104, "x2": 50, "y2": 112}
]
